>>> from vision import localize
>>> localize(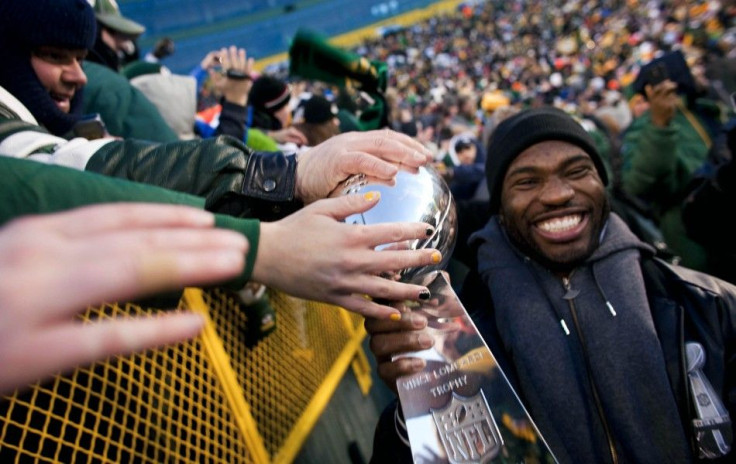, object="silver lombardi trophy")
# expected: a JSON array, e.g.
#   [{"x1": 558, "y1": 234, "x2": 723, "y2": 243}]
[{"x1": 334, "y1": 166, "x2": 558, "y2": 464}]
